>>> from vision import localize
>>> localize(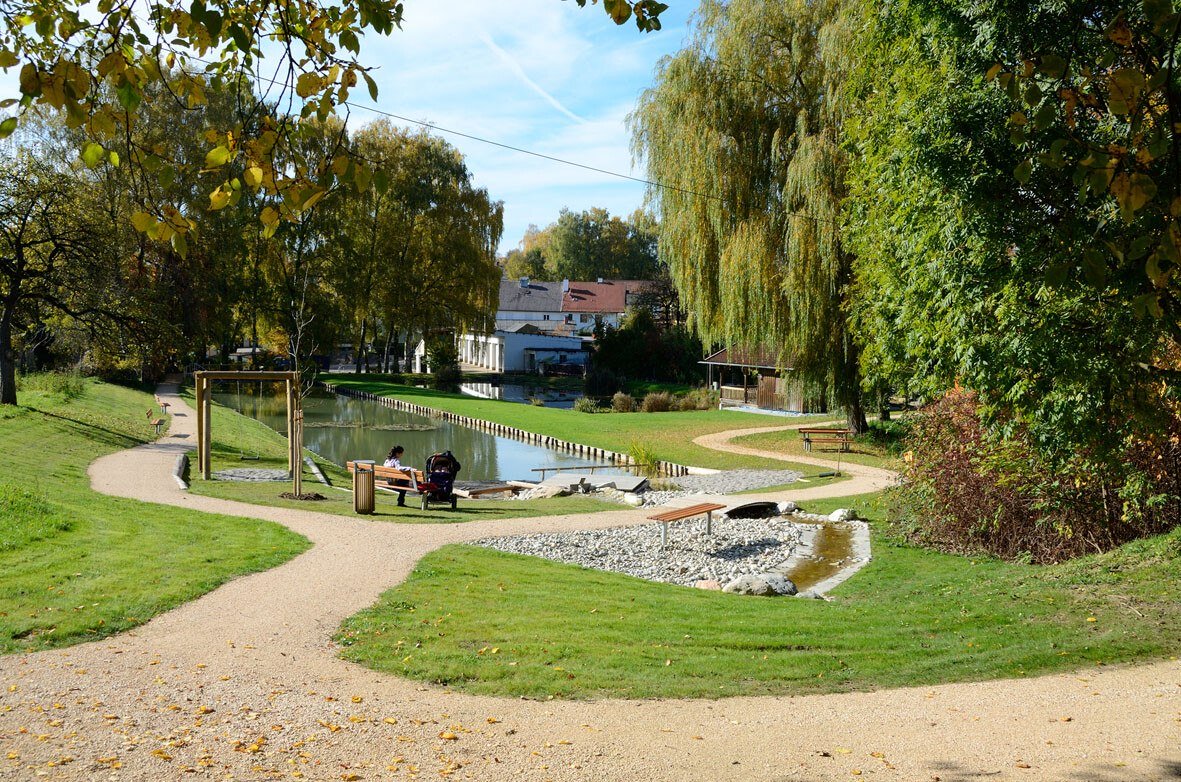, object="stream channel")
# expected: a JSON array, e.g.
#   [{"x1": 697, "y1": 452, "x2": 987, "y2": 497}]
[{"x1": 215, "y1": 389, "x2": 627, "y2": 482}]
